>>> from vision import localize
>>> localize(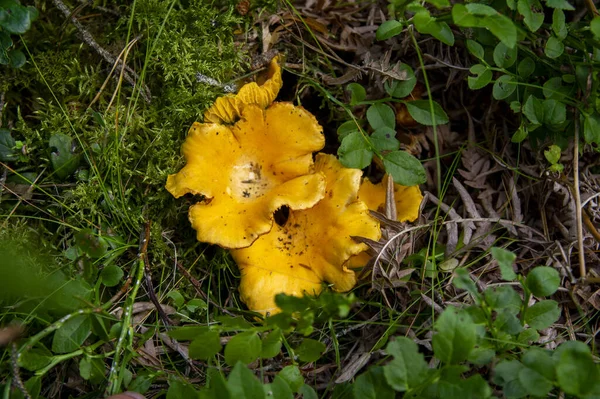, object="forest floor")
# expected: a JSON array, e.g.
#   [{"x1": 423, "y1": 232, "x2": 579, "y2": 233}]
[{"x1": 1, "y1": 0, "x2": 599, "y2": 398}]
